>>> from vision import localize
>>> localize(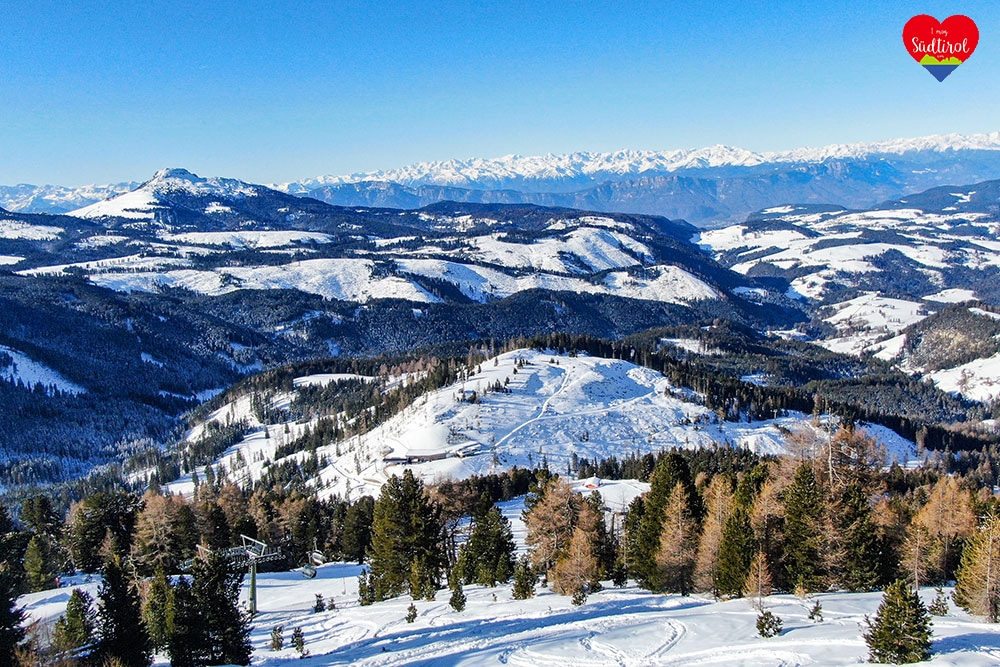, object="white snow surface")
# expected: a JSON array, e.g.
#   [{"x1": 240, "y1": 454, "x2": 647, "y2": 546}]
[
  {"x1": 159, "y1": 231, "x2": 335, "y2": 248},
  {"x1": 819, "y1": 294, "x2": 927, "y2": 357},
  {"x1": 163, "y1": 350, "x2": 915, "y2": 501},
  {"x1": 0, "y1": 345, "x2": 85, "y2": 395},
  {"x1": 0, "y1": 255, "x2": 23, "y2": 265},
  {"x1": 20, "y1": 529, "x2": 1000, "y2": 665},
  {"x1": 0, "y1": 219, "x2": 63, "y2": 240}
]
